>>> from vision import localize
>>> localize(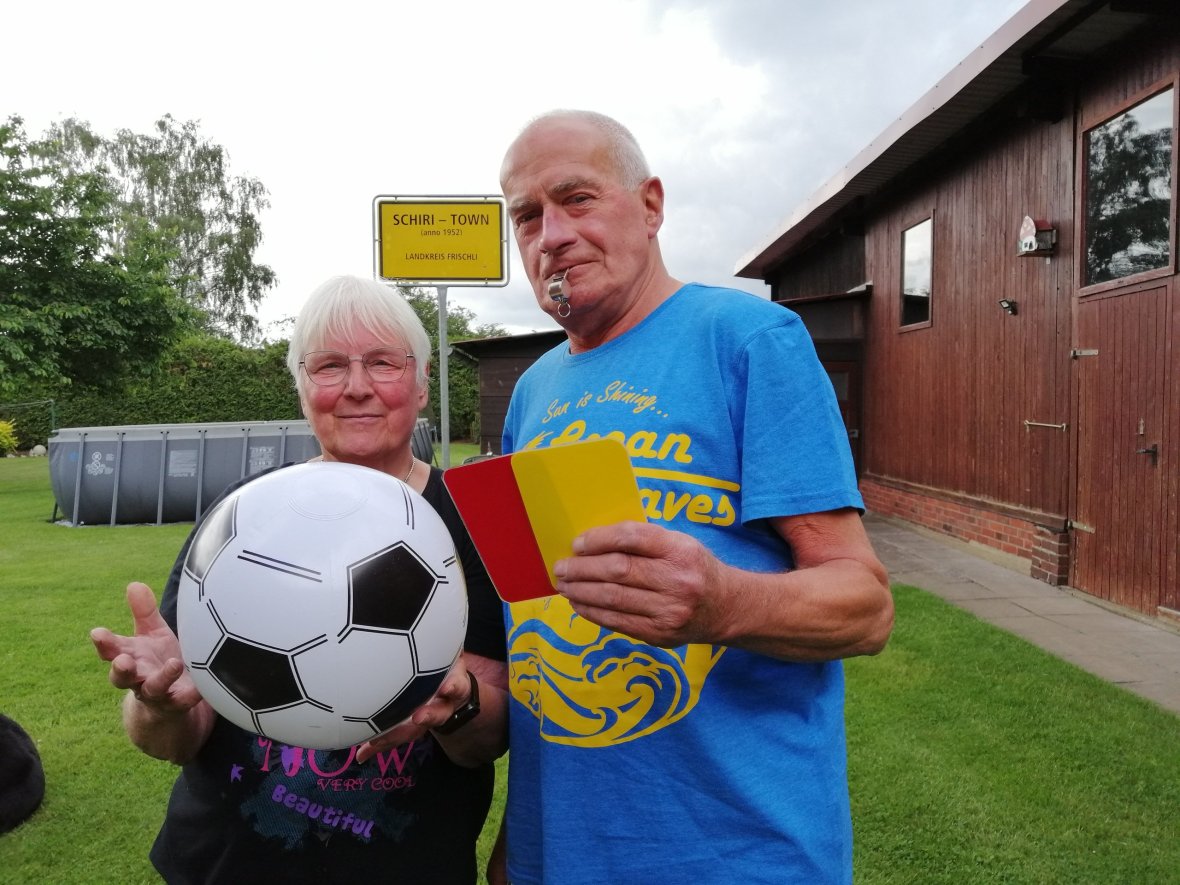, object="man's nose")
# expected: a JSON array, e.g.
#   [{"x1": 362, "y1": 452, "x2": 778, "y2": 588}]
[{"x1": 539, "y1": 207, "x2": 576, "y2": 253}]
